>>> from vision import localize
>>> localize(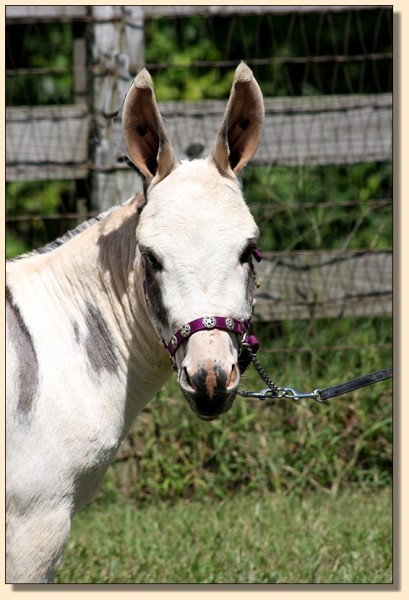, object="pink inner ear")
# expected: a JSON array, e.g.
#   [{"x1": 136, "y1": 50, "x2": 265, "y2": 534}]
[
  {"x1": 123, "y1": 88, "x2": 161, "y2": 180},
  {"x1": 122, "y1": 73, "x2": 177, "y2": 183},
  {"x1": 212, "y1": 67, "x2": 264, "y2": 176}
]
